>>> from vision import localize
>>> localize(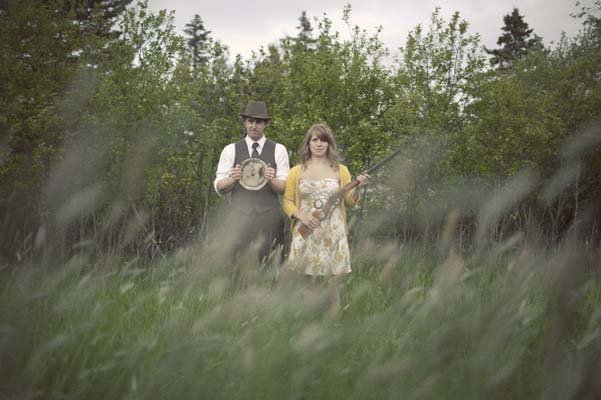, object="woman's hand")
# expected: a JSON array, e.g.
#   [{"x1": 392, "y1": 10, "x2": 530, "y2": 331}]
[
  {"x1": 352, "y1": 171, "x2": 370, "y2": 200},
  {"x1": 356, "y1": 171, "x2": 370, "y2": 186},
  {"x1": 295, "y1": 211, "x2": 321, "y2": 230}
]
